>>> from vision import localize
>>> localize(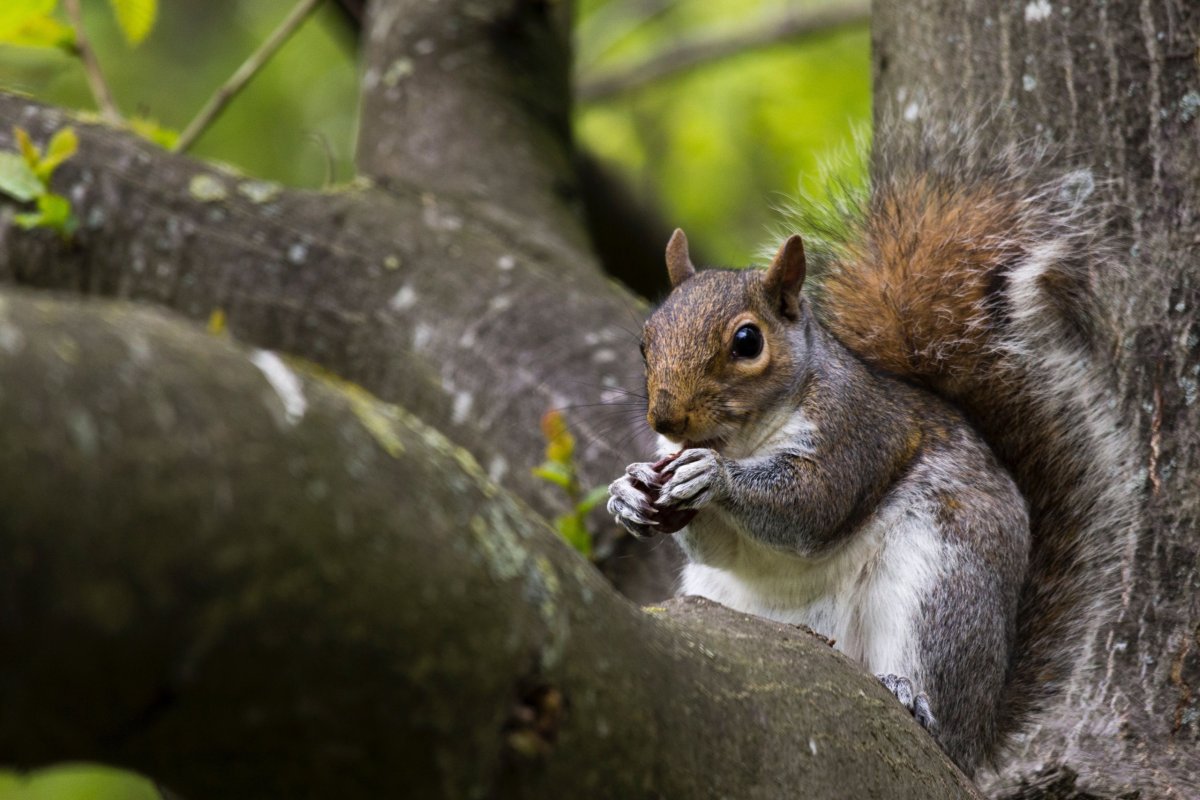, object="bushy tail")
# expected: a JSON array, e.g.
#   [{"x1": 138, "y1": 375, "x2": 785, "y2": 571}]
[{"x1": 798, "y1": 123, "x2": 1137, "y2": 750}]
